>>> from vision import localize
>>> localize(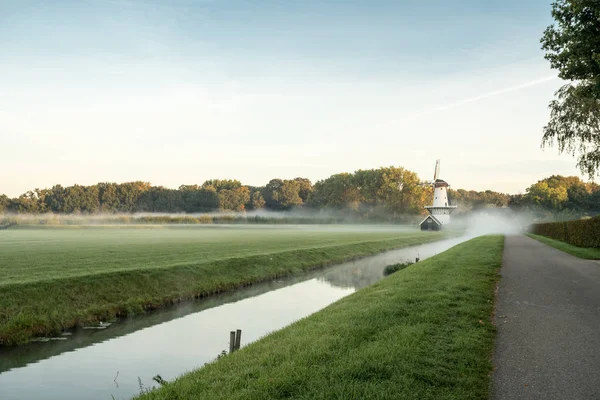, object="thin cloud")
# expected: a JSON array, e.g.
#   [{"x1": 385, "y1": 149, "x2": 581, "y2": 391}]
[
  {"x1": 399, "y1": 75, "x2": 559, "y2": 122},
  {"x1": 99, "y1": 0, "x2": 217, "y2": 7}
]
